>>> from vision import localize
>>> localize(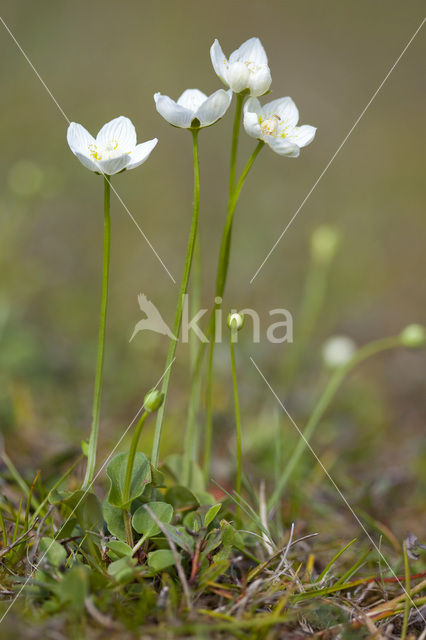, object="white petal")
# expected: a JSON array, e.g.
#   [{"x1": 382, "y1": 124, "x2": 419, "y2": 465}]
[
  {"x1": 249, "y1": 65, "x2": 272, "y2": 96},
  {"x1": 67, "y1": 122, "x2": 96, "y2": 155},
  {"x1": 229, "y1": 37, "x2": 268, "y2": 66},
  {"x1": 96, "y1": 116, "x2": 137, "y2": 151},
  {"x1": 195, "y1": 89, "x2": 232, "y2": 127},
  {"x1": 97, "y1": 154, "x2": 131, "y2": 175},
  {"x1": 264, "y1": 97, "x2": 299, "y2": 127},
  {"x1": 287, "y1": 125, "x2": 316, "y2": 148},
  {"x1": 126, "y1": 138, "x2": 158, "y2": 170},
  {"x1": 210, "y1": 39, "x2": 229, "y2": 84},
  {"x1": 267, "y1": 137, "x2": 300, "y2": 158},
  {"x1": 177, "y1": 89, "x2": 208, "y2": 112},
  {"x1": 244, "y1": 112, "x2": 262, "y2": 139},
  {"x1": 244, "y1": 97, "x2": 263, "y2": 116},
  {"x1": 73, "y1": 151, "x2": 99, "y2": 172},
  {"x1": 154, "y1": 92, "x2": 194, "y2": 128},
  {"x1": 227, "y1": 61, "x2": 250, "y2": 93}
]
